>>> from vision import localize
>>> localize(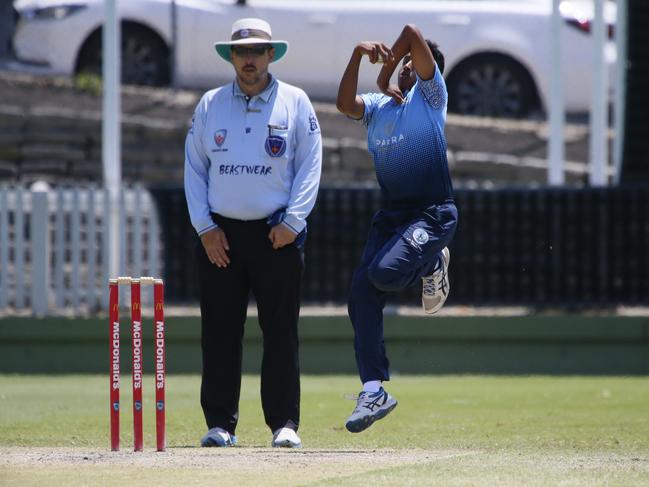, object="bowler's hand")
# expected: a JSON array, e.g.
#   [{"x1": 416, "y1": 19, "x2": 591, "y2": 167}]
[
  {"x1": 355, "y1": 41, "x2": 393, "y2": 65},
  {"x1": 200, "y1": 227, "x2": 230, "y2": 267},
  {"x1": 383, "y1": 84, "x2": 405, "y2": 104},
  {"x1": 269, "y1": 224, "x2": 296, "y2": 250}
]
